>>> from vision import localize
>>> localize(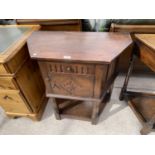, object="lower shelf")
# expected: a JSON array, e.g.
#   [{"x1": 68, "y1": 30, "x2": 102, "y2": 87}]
[
  {"x1": 128, "y1": 96, "x2": 155, "y2": 135},
  {"x1": 129, "y1": 97, "x2": 155, "y2": 123},
  {"x1": 55, "y1": 94, "x2": 108, "y2": 122},
  {"x1": 57, "y1": 99, "x2": 93, "y2": 121}
]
